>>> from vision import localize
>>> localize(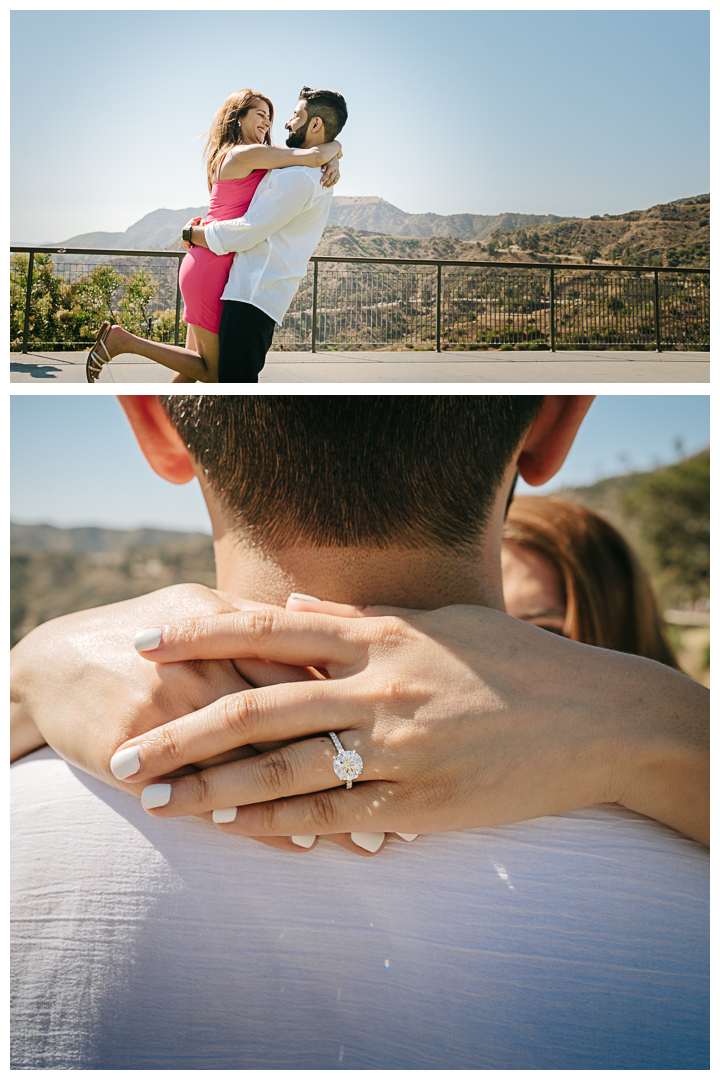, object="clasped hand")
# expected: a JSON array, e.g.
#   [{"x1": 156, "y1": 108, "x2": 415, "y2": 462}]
[
  {"x1": 113, "y1": 594, "x2": 622, "y2": 845},
  {"x1": 13, "y1": 583, "x2": 708, "y2": 855}
]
